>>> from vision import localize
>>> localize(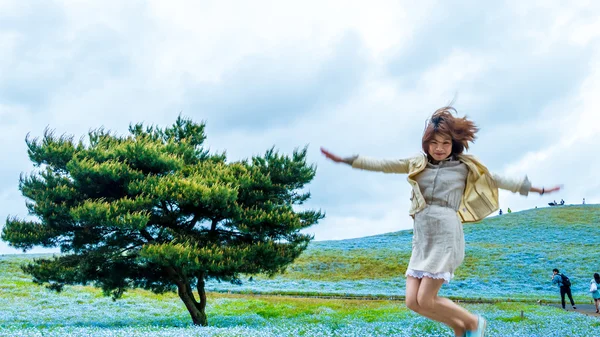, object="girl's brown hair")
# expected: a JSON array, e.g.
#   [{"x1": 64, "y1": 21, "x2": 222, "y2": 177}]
[{"x1": 422, "y1": 106, "x2": 479, "y2": 158}]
